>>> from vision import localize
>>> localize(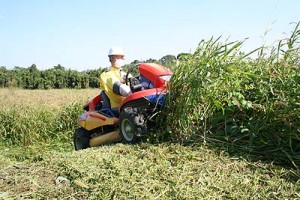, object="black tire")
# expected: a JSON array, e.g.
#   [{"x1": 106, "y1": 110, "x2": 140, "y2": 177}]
[
  {"x1": 73, "y1": 128, "x2": 90, "y2": 151},
  {"x1": 119, "y1": 108, "x2": 142, "y2": 144}
]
